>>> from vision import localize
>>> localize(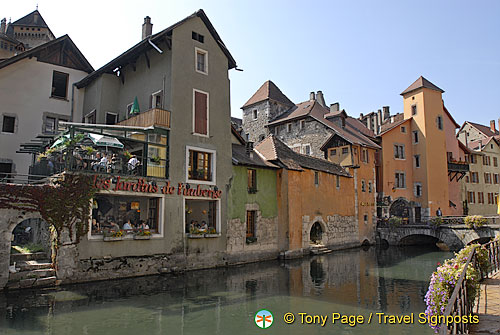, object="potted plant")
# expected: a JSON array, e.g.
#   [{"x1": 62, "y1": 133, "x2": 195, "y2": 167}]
[
  {"x1": 150, "y1": 156, "x2": 161, "y2": 164},
  {"x1": 103, "y1": 230, "x2": 124, "y2": 241},
  {"x1": 134, "y1": 230, "x2": 152, "y2": 240},
  {"x1": 123, "y1": 151, "x2": 132, "y2": 160},
  {"x1": 205, "y1": 227, "x2": 219, "y2": 238}
]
